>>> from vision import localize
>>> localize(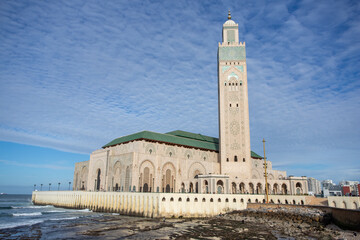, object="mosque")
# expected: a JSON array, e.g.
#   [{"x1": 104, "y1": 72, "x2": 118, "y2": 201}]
[{"x1": 73, "y1": 13, "x2": 308, "y2": 196}]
